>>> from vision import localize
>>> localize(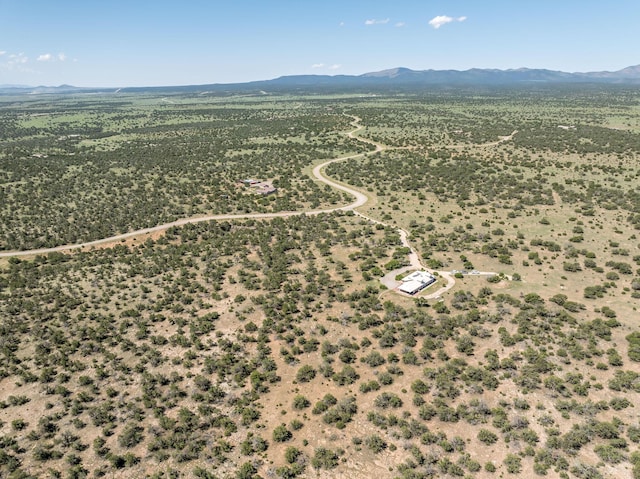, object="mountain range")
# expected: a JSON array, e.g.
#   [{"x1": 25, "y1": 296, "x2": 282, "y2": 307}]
[
  {"x1": 2, "y1": 65, "x2": 640, "y2": 94},
  {"x1": 256, "y1": 65, "x2": 640, "y2": 87}
]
